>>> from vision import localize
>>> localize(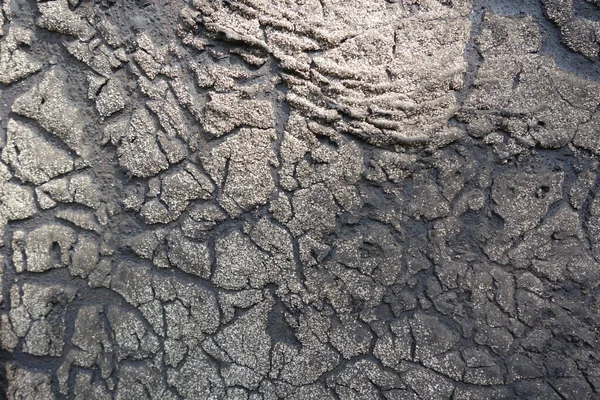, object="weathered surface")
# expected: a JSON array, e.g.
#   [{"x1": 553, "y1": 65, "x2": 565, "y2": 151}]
[{"x1": 2, "y1": 0, "x2": 600, "y2": 399}]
